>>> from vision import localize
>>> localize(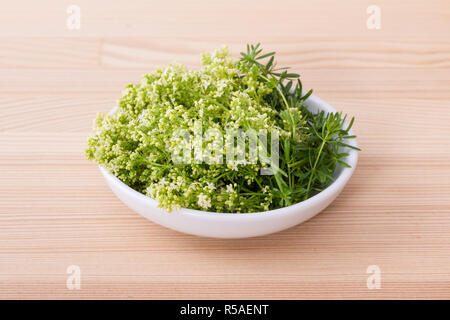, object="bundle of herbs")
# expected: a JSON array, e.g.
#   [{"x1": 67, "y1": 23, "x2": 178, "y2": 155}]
[{"x1": 86, "y1": 44, "x2": 359, "y2": 213}]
